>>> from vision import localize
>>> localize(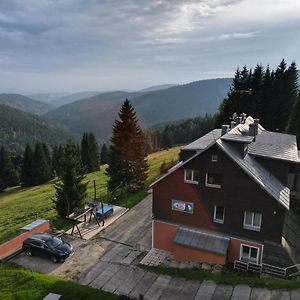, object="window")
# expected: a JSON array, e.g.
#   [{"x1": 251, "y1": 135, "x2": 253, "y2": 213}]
[
  {"x1": 243, "y1": 211, "x2": 262, "y2": 231},
  {"x1": 211, "y1": 154, "x2": 218, "y2": 162},
  {"x1": 205, "y1": 173, "x2": 222, "y2": 188},
  {"x1": 213, "y1": 206, "x2": 225, "y2": 224},
  {"x1": 184, "y1": 169, "x2": 199, "y2": 184},
  {"x1": 240, "y1": 244, "x2": 259, "y2": 263}
]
